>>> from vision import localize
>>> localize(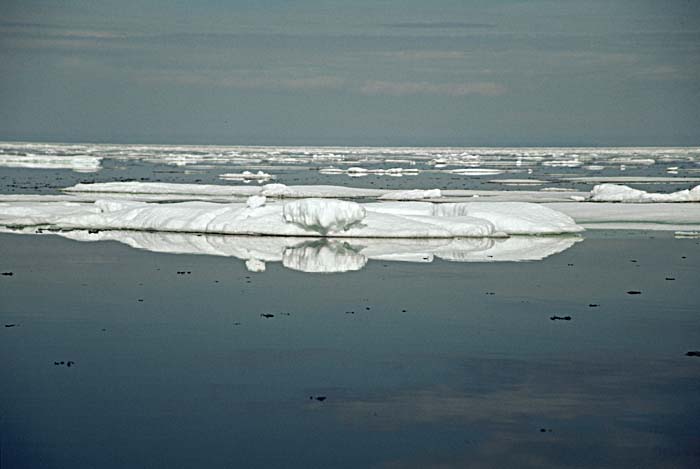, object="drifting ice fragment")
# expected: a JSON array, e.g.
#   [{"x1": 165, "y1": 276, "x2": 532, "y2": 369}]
[
  {"x1": 589, "y1": 184, "x2": 700, "y2": 203},
  {"x1": 245, "y1": 258, "x2": 266, "y2": 272}
]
